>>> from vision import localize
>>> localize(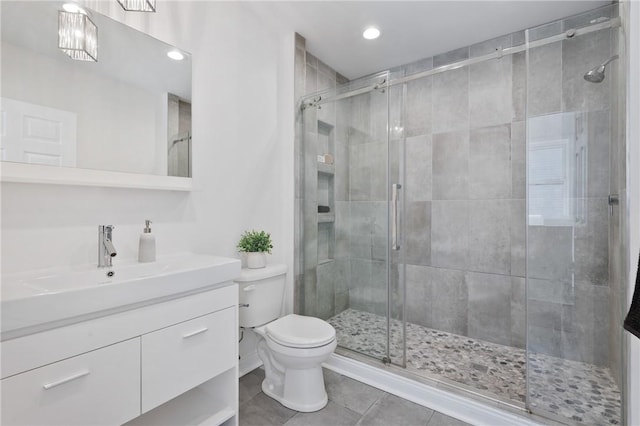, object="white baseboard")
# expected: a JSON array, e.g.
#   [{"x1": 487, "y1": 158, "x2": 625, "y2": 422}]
[{"x1": 323, "y1": 353, "x2": 543, "y2": 426}]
